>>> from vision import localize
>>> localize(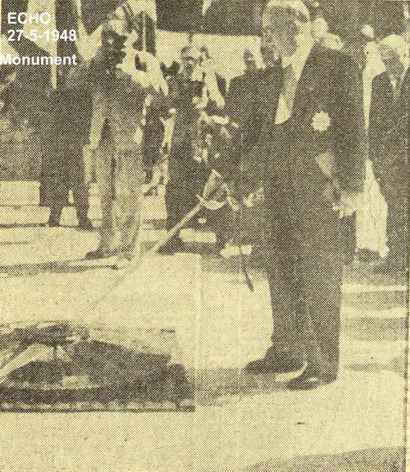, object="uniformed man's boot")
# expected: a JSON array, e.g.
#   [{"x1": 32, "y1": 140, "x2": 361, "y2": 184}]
[
  {"x1": 78, "y1": 217, "x2": 94, "y2": 231},
  {"x1": 48, "y1": 207, "x2": 63, "y2": 227}
]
